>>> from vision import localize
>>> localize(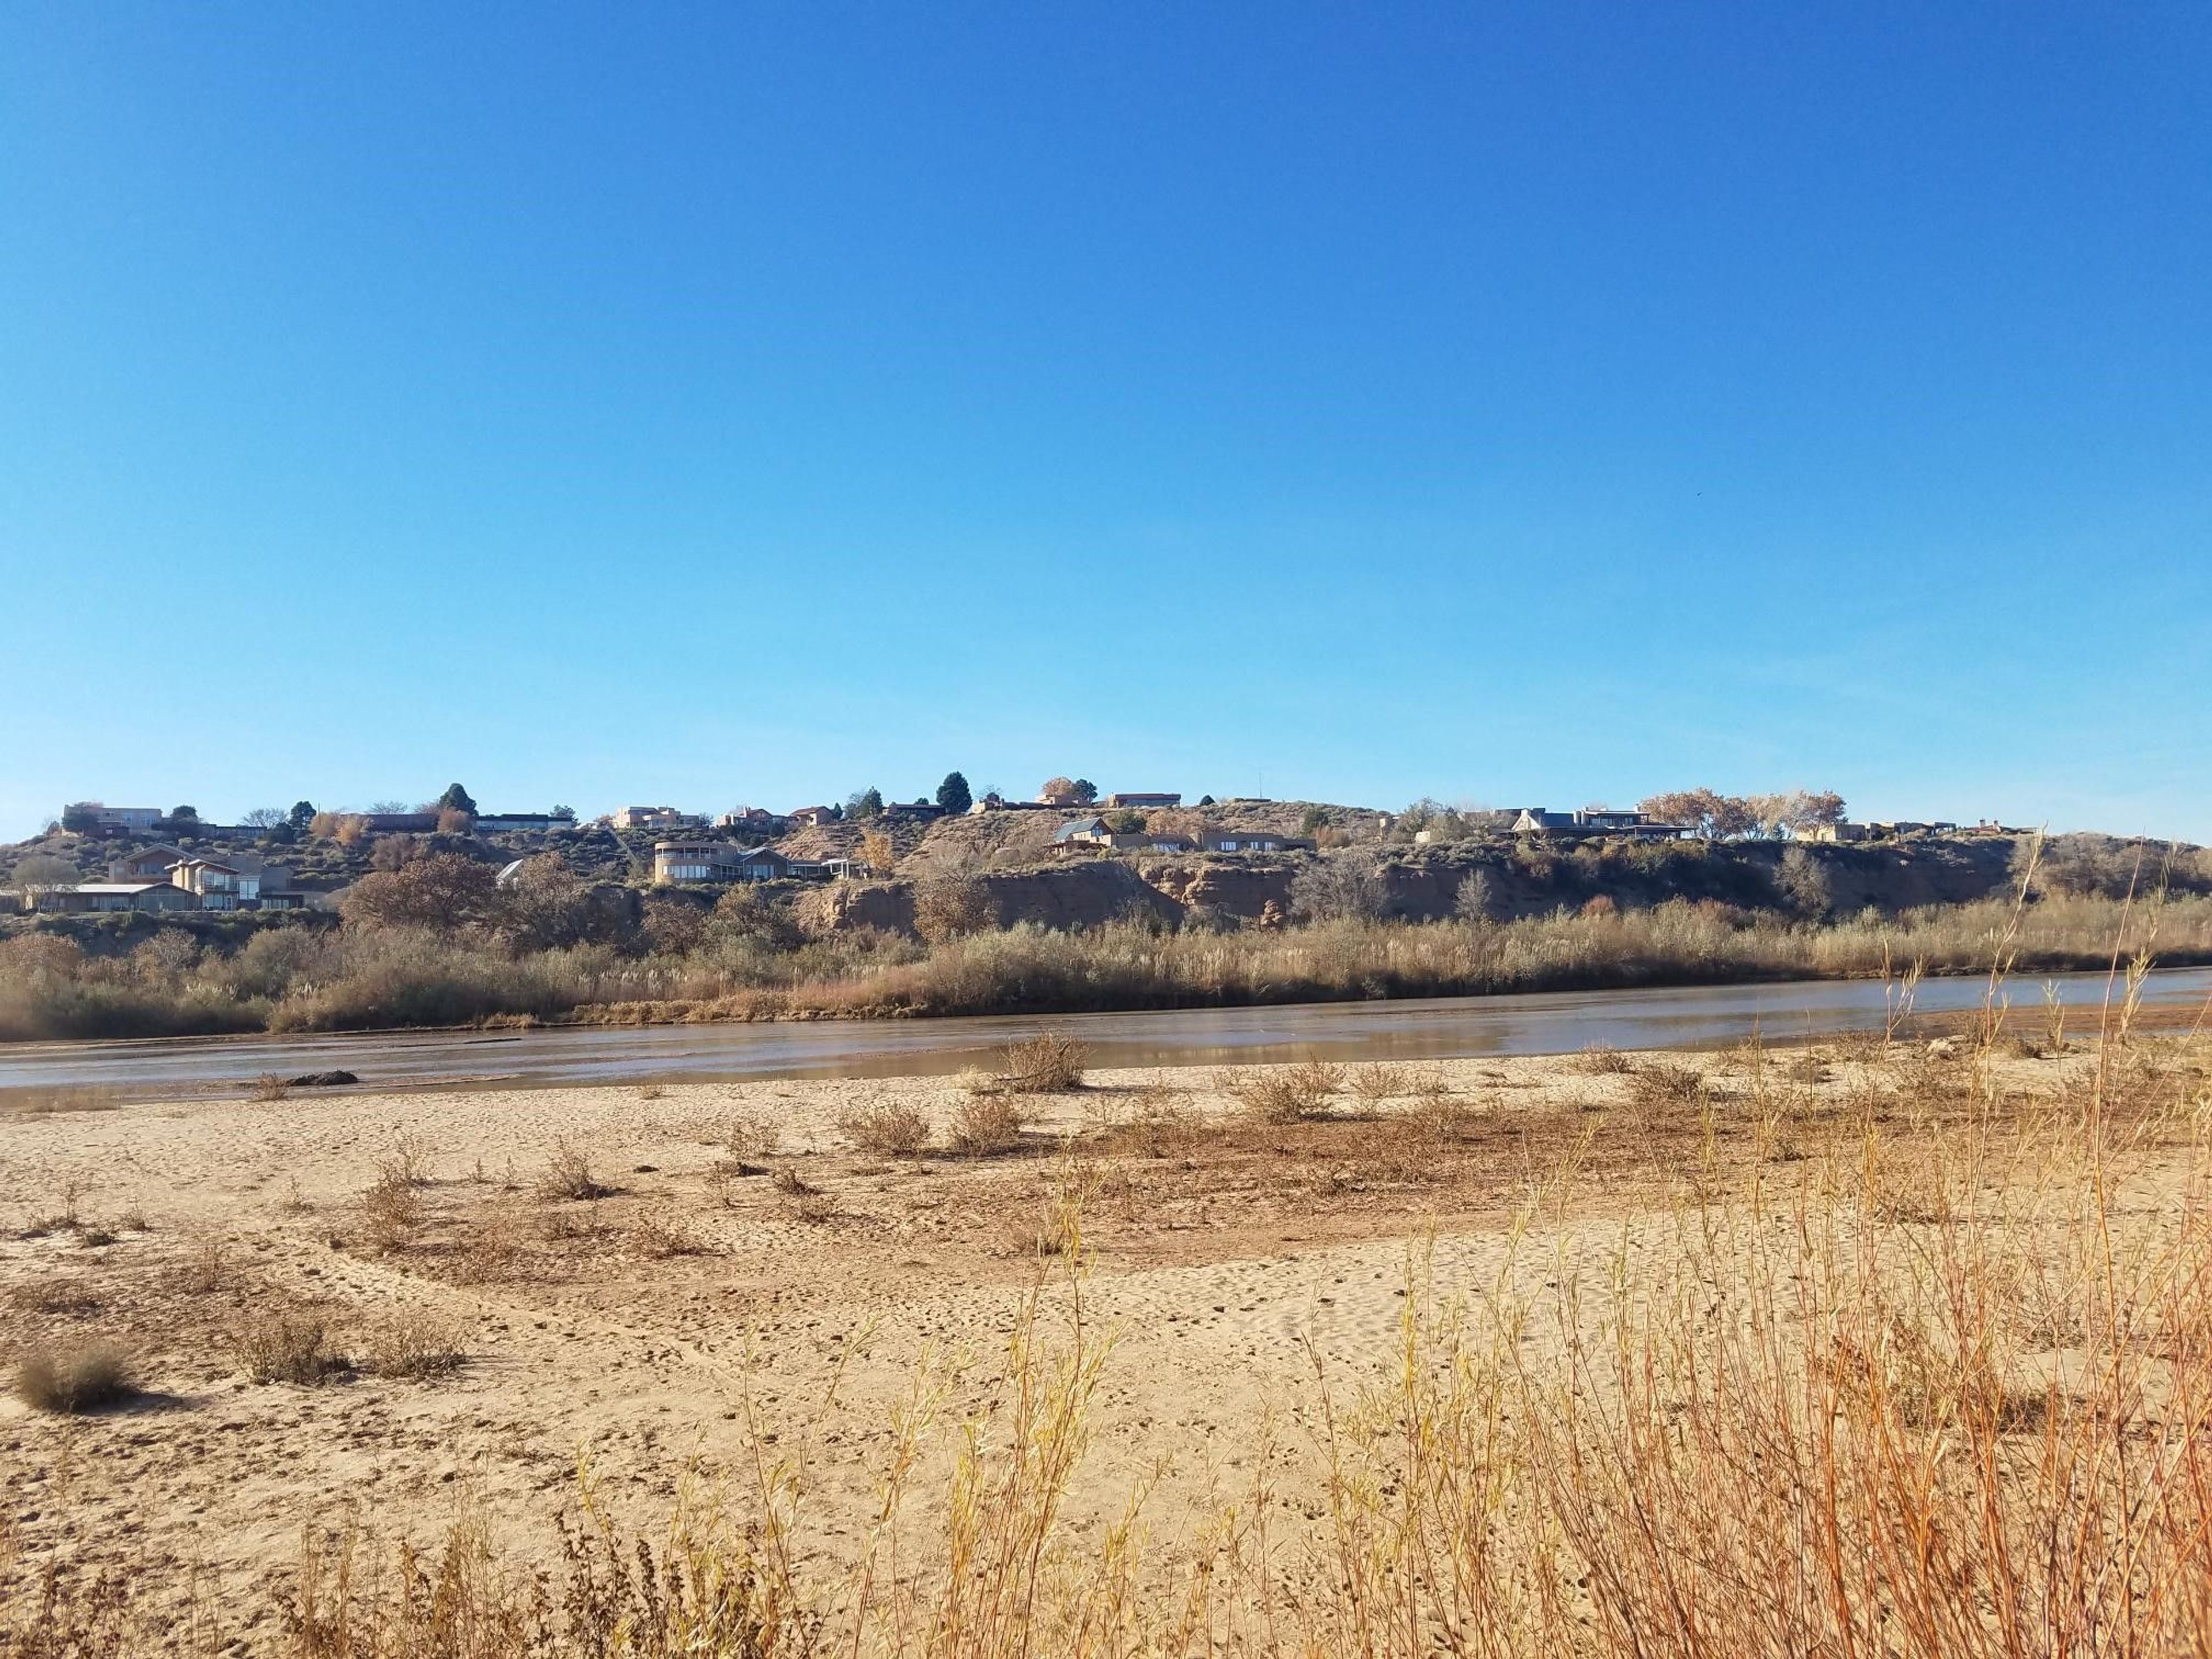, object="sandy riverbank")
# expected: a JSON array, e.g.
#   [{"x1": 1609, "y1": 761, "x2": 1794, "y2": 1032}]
[{"x1": 1, "y1": 1033, "x2": 2201, "y2": 1652}]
